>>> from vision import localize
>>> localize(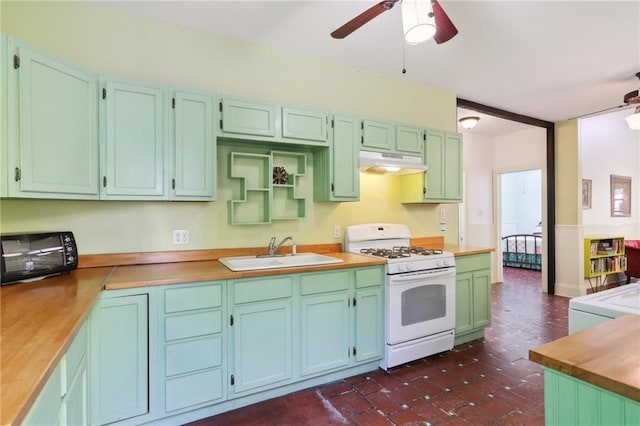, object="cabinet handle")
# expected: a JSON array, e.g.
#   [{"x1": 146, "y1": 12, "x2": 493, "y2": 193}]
[
  {"x1": 14, "y1": 167, "x2": 21, "y2": 182},
  {"x1": 171, "y1": 178, "x2": 175, "y2": 190},
  {"x1": 13, "y1": 55, "x2": 20, "y2": 69},
  {"x1": 230, "y1": 315, "x2": 234, "y2": 326},
  {"x1": 353, "y1": 297, "x2": 357, "y2": 307},
  {"x1": 352, "y1": 347, "x2": 357, "y2": 356},
  {"x1": 103, "y1": 176, "x2": 107, "y2": 187},
  {"x1": 423, "y1": 187, "x2": 427, "y2": 195},
  {"x1": 331, "y1": 183, "x2": 334, "y2": 192},
  {"x1": 230, "y1": 374, "x2": 235, "y2": 386}
]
